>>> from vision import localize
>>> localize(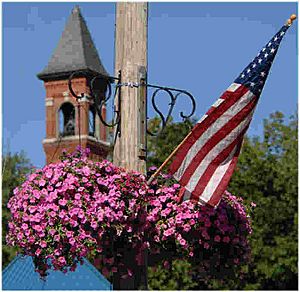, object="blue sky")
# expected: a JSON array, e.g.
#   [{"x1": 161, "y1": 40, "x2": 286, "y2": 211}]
[{"x1": 2, "y1": 2, "x2": 298, "y2": 167}]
